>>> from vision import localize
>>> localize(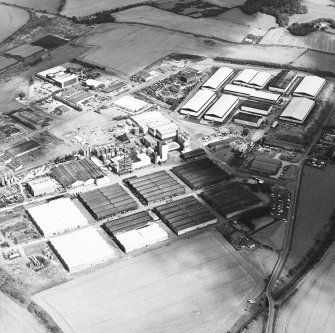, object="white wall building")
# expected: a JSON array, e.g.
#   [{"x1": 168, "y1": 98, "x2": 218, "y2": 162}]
[
  {"x1": 27, "y1": 177, "x2": 58, "y2": 197},
  {"x1": 113, "y1": 95, "x2": 149, "y2": 113}
]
